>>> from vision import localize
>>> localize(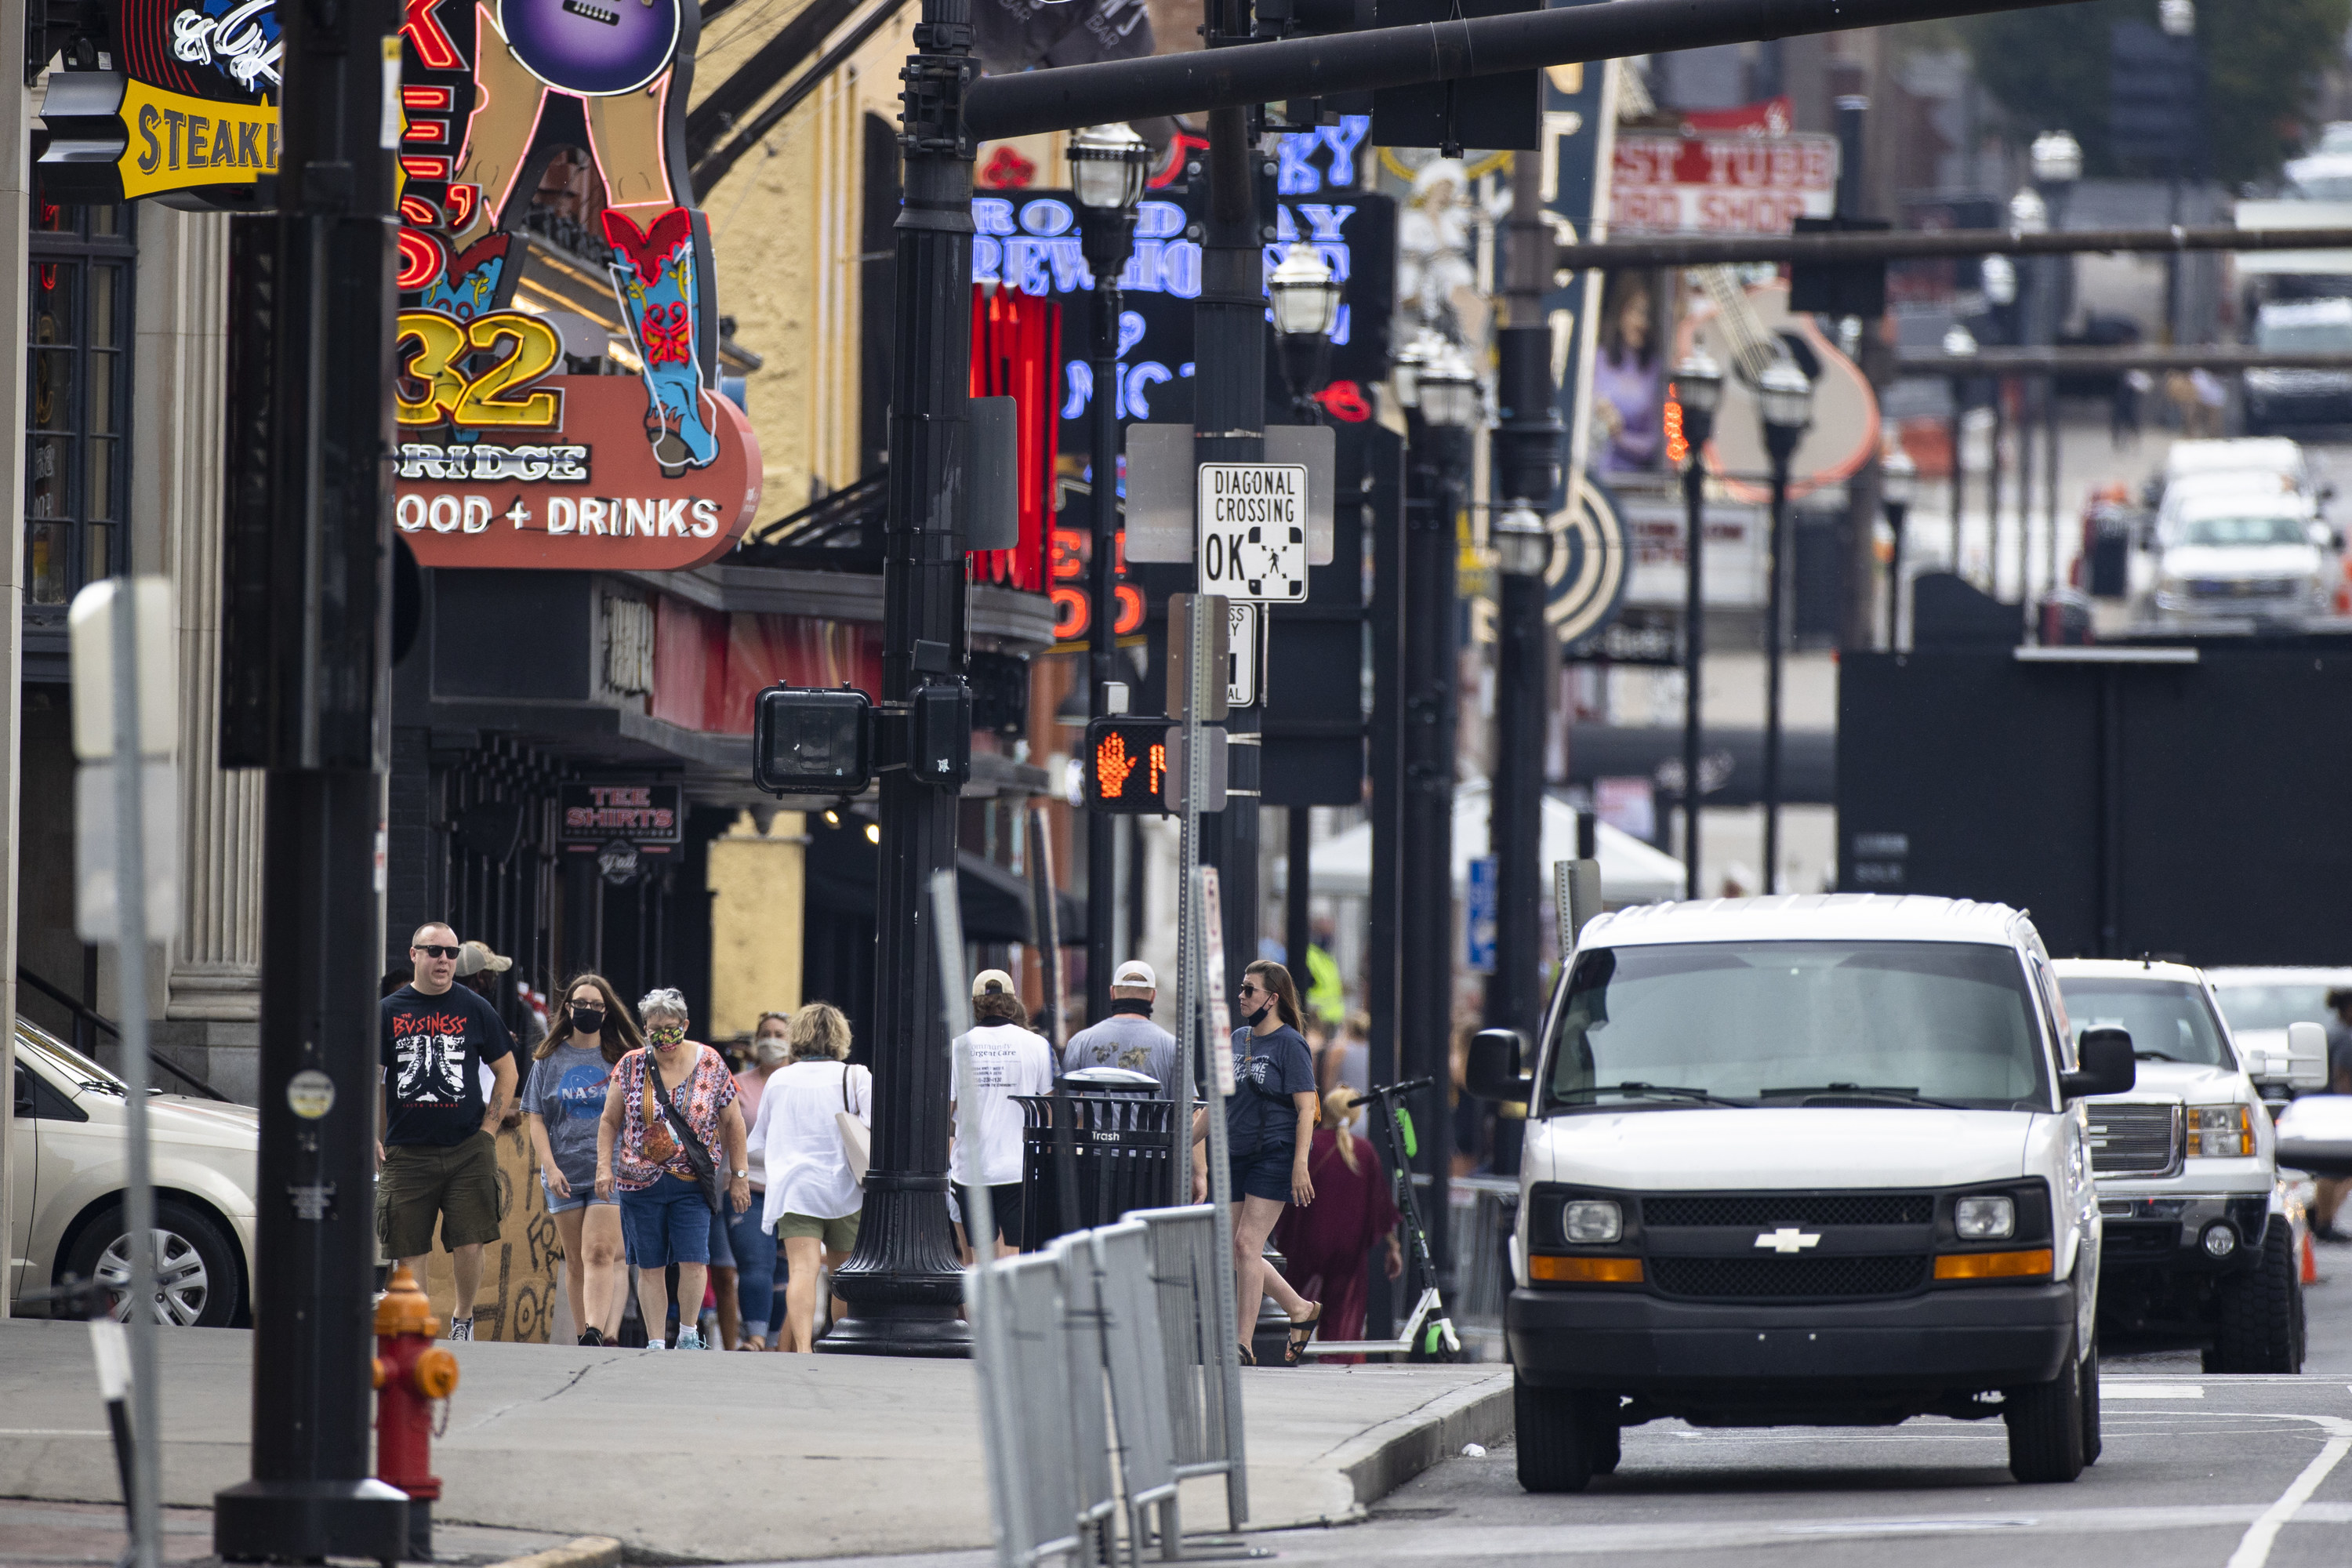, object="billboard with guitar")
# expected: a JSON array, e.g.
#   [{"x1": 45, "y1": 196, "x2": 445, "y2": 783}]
[{"x1": 390, "y1": 0, "x2": 760, "y2": 568}]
